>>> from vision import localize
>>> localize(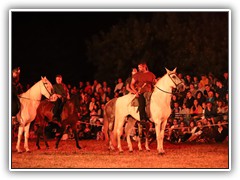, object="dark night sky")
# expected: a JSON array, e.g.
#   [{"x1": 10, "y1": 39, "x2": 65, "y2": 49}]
[{"x1": 11, "y1": 11, "x2": 153, "y2": 86}]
